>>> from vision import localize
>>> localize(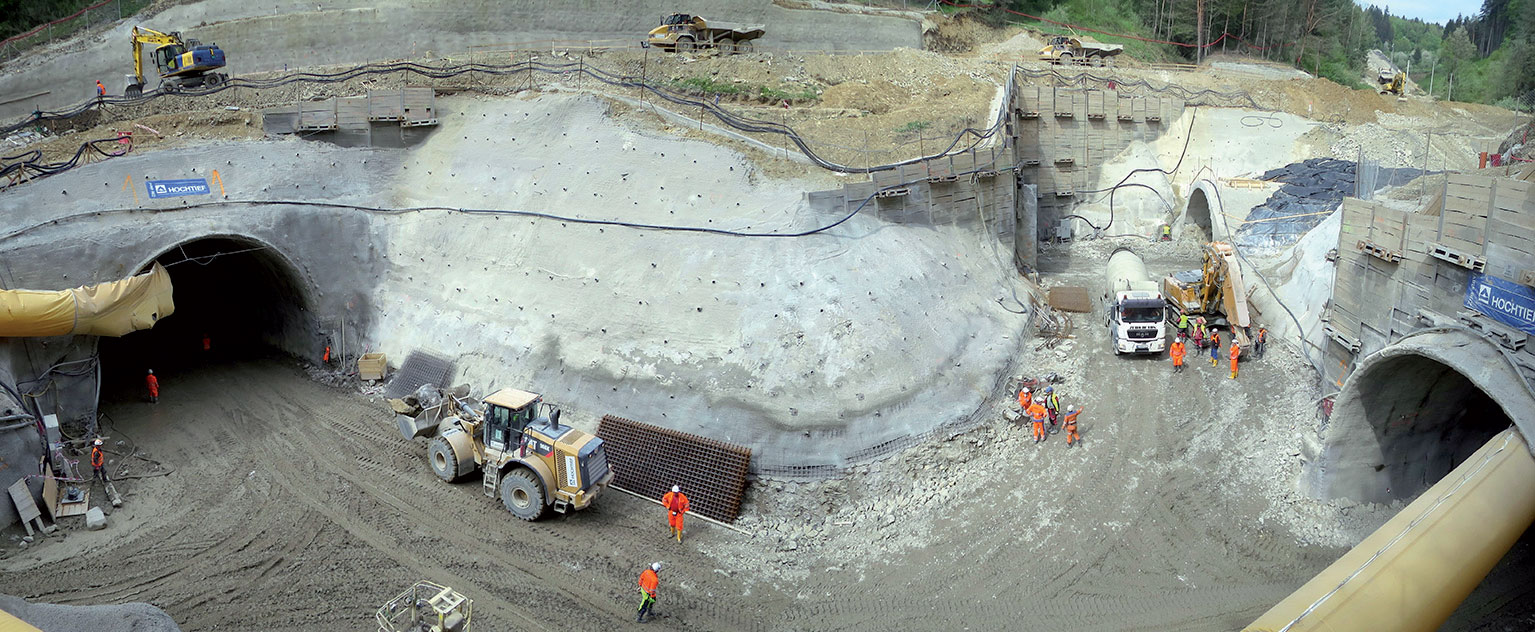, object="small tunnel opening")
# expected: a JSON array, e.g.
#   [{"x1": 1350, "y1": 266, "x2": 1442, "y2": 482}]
[
  {"x1": 98, "y1": 237, "x2": 311, "y2": 402},
  {"x1": 1183, "y1": 188, "x2": 1212, "y2": 241},
  {"x1": 1347, "y1": 354, "x2": 1512, "y2": 501}
]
